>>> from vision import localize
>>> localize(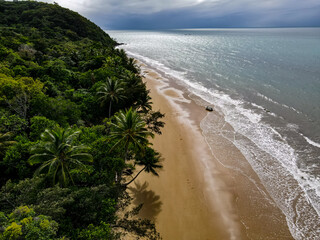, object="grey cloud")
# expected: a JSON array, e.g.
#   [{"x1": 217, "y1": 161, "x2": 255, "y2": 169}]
[
  {"x1": 49, "y1": 0, "x2": 205, "y2": 14},
  {"x1": 40, "y1": 0, "x2": 320, "y2": 29}
]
